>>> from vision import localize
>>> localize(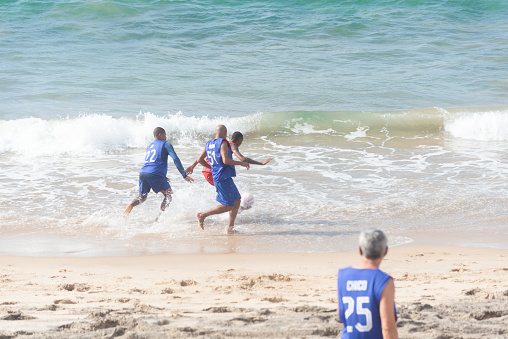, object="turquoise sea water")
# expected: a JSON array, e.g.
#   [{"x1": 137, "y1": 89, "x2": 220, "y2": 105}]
[
  {"x1": 2, "y1": 0, "x2": 508, "y2": 118},
  {"x1": 0, "y1": 0, "x2": 507, "y2": 256}
]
